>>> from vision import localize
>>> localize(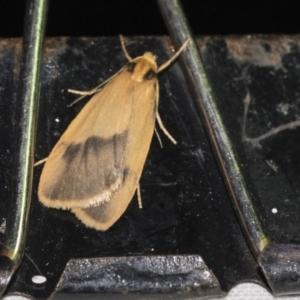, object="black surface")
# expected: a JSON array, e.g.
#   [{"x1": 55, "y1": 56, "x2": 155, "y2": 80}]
[
  {"x1": 0, "y1": 39, "x2": 21, "y2": 246},
  {"x1": 199, "y1": 35, "x2": 300, "y2": 245},
  {"x1": 0, "y1": 1, "x2": 299, "y2": 38},
  {"x1": 0, "y1": 36, "x2": 261, "y2": 299}
]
